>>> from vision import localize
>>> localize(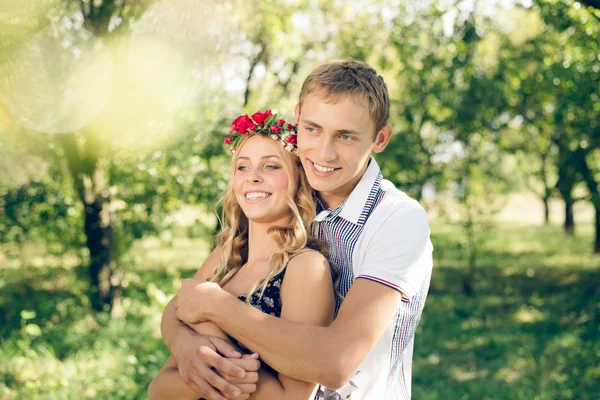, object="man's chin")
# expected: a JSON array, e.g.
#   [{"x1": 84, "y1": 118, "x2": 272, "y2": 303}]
[{"x1": 307, "y1": 180, "x2": 336, "y2": 194}]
